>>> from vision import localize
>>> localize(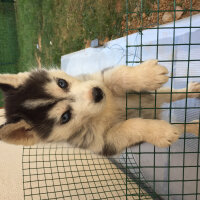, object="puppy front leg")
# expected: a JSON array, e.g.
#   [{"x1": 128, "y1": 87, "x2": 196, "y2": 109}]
[
  {"x1": 102, "y1": 118, "x2": 180, "y2": 156},
  {"x1": 157, "y1": 82, "x2": 200, "y2": 105},
  {"x1": 102, "y1": 60, "x2": 169, "y2": 96},
  {"x1": 176, "y1": 120, "x2": 200, "y2": 136}
]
